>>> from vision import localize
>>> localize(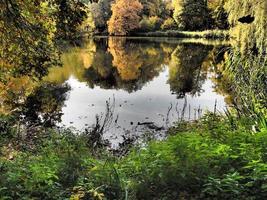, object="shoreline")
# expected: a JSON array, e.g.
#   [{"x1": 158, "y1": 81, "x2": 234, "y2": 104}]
[{"x1": 85, "y1": 29, "x2": 230, "y2": 40}]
